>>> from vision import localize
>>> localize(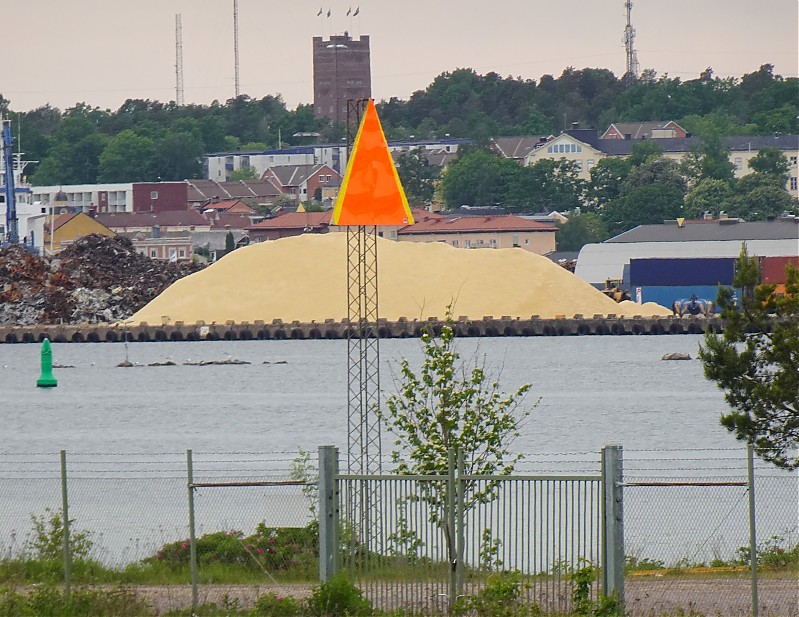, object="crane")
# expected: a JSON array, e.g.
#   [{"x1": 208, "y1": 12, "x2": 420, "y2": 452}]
[{"x1": 2, "y1": 119, "x2": 18, "y2": 245}]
